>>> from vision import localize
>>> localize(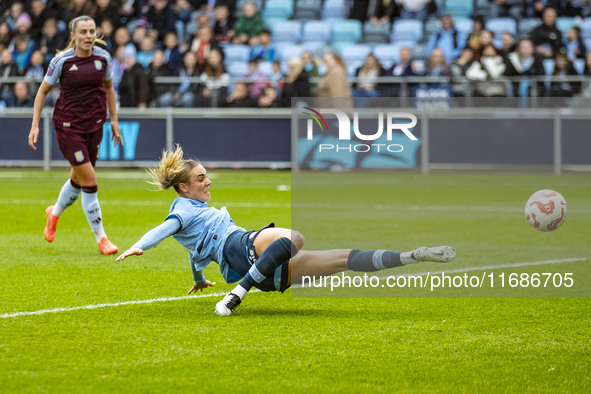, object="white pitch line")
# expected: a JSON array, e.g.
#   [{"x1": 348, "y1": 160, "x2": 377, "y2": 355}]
[{"x1": 1, "y1": 258, "x2": 586, "y2": 319}]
